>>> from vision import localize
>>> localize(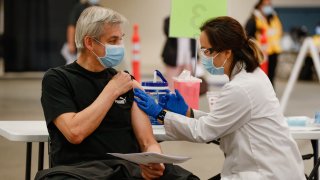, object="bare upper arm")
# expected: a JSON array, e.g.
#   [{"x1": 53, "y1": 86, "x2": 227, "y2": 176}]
[
  {"x1": 131, "y1": 79, "x2": 154, "y2": 142},
  {"x1": 131, "y1": 99, "x2": 158, "y2": 151},
  {"x1": 133, "y1": 80, "x2": 143, "y2": 89}
]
